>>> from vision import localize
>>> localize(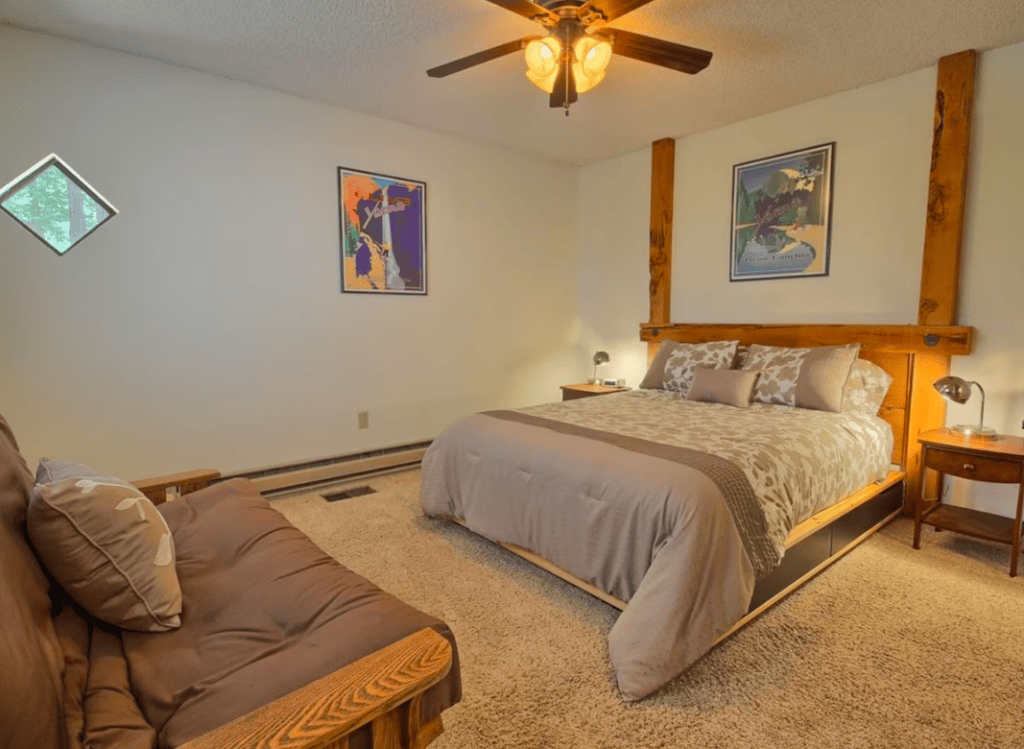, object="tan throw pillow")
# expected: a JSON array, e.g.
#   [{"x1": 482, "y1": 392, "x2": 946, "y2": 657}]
[
  {"x1": 28, "y1": 459, "x2": 181, "y2": 632},
  {"x1": 662, "y1": 340, "x2": 740, "y2": 396},
  {"x1": 841, "y1": 359, "x2": 894, "y2": 415},
  {"x1": 743, "y1": 343, "x2": 861, "y2": 412},
  {"x1": 686, "y1": 368, "x2": 760, "y2": 408}
]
